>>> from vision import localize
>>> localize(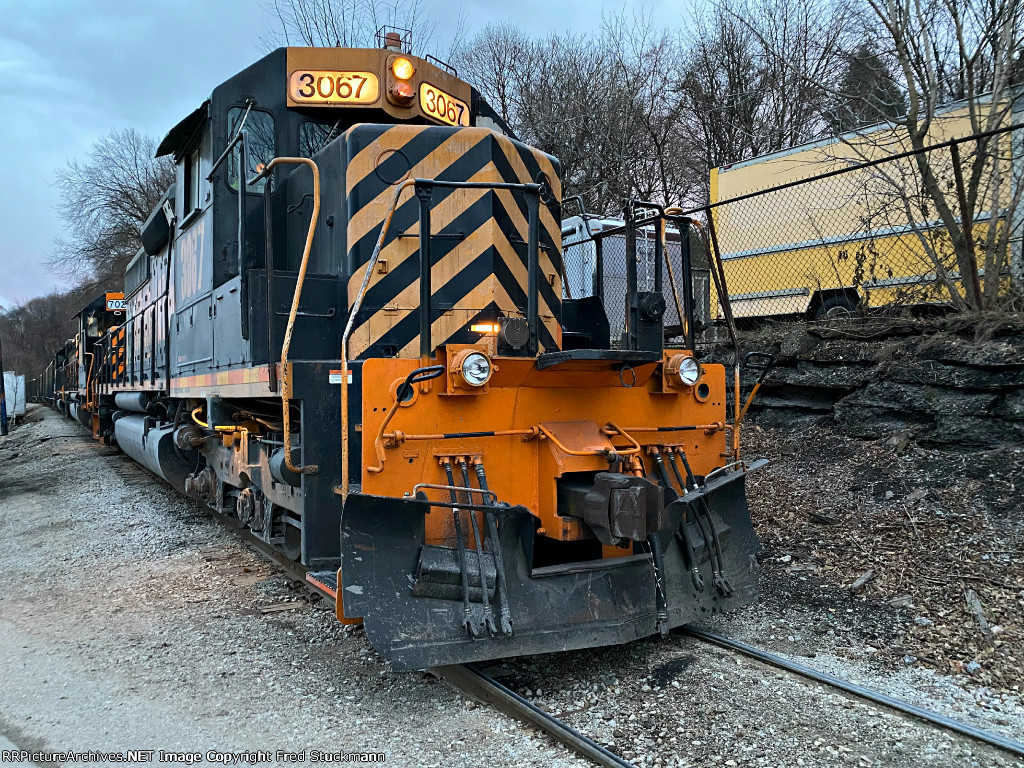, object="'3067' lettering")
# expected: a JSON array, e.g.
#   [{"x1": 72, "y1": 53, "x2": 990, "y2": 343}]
[{"x1": 178, "y1": 219, "x2": 206, "y2": 301}]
